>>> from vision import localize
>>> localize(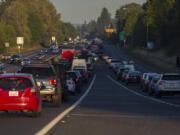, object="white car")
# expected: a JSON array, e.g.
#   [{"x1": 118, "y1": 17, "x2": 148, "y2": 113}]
[
  {"x1": 66, "y1": 75, "x2": 76, "y2": 94},
  {"x1": 154, "y1": 73, "x2": 180, "y2": 98}
]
